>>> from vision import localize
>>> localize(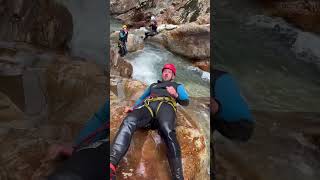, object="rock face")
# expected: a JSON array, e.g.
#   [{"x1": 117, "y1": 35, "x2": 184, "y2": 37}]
[
  {"x1": 127, "y1": 34, "x2": 145, "y2": 52},
  {"x1": 46, "y1": 56, "x2": 107, "y2": 118},
  {"x1": 111, "y1": 0, "x2": 210, "y2": 25},
  {"x1": 110, "y1": 75, "x2": 147, "y2": 101},
  {"x1": 149, "y1": 23, "x2": 210, "y2": 60},
  {"x1": 259, "y1": 0, "x2": 320, "y2": 33},
  {"x1": 0, "y1": 122, "x2": 83, "y2": 180},
  {"x1": 110, "y1": 76, "x2": 209, "y2": 180},
  {"x1": 156, "y1": 0, "x2": 210, "y2": 25},
  {"x1": 0, "y1": 42, "x2": 107, "y2": 119},
  {"x1": 0, "y1": 0, "x2": 73, "y2": 49},
  {"x1": 193, "y1": 60, "x2": 210, "y2": 72},
  {"x1": 110, "y1": 46, "x2": 133, "y2": 78},
  {"x1": 214, "y1": 111, "x2": 320, "y2": 180},
  {"x1": 110, "y1": 0, "x2": 142, "y2": 15},
  {"x1": 0, "y1": 42, "x2": 107, "y2": 179},
  {"x1": 110, "y1": 31, "x2": 145, "y2": 53},
  {"x1": 157, "y1": 24, "x2": 178, "y2": 32}
]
